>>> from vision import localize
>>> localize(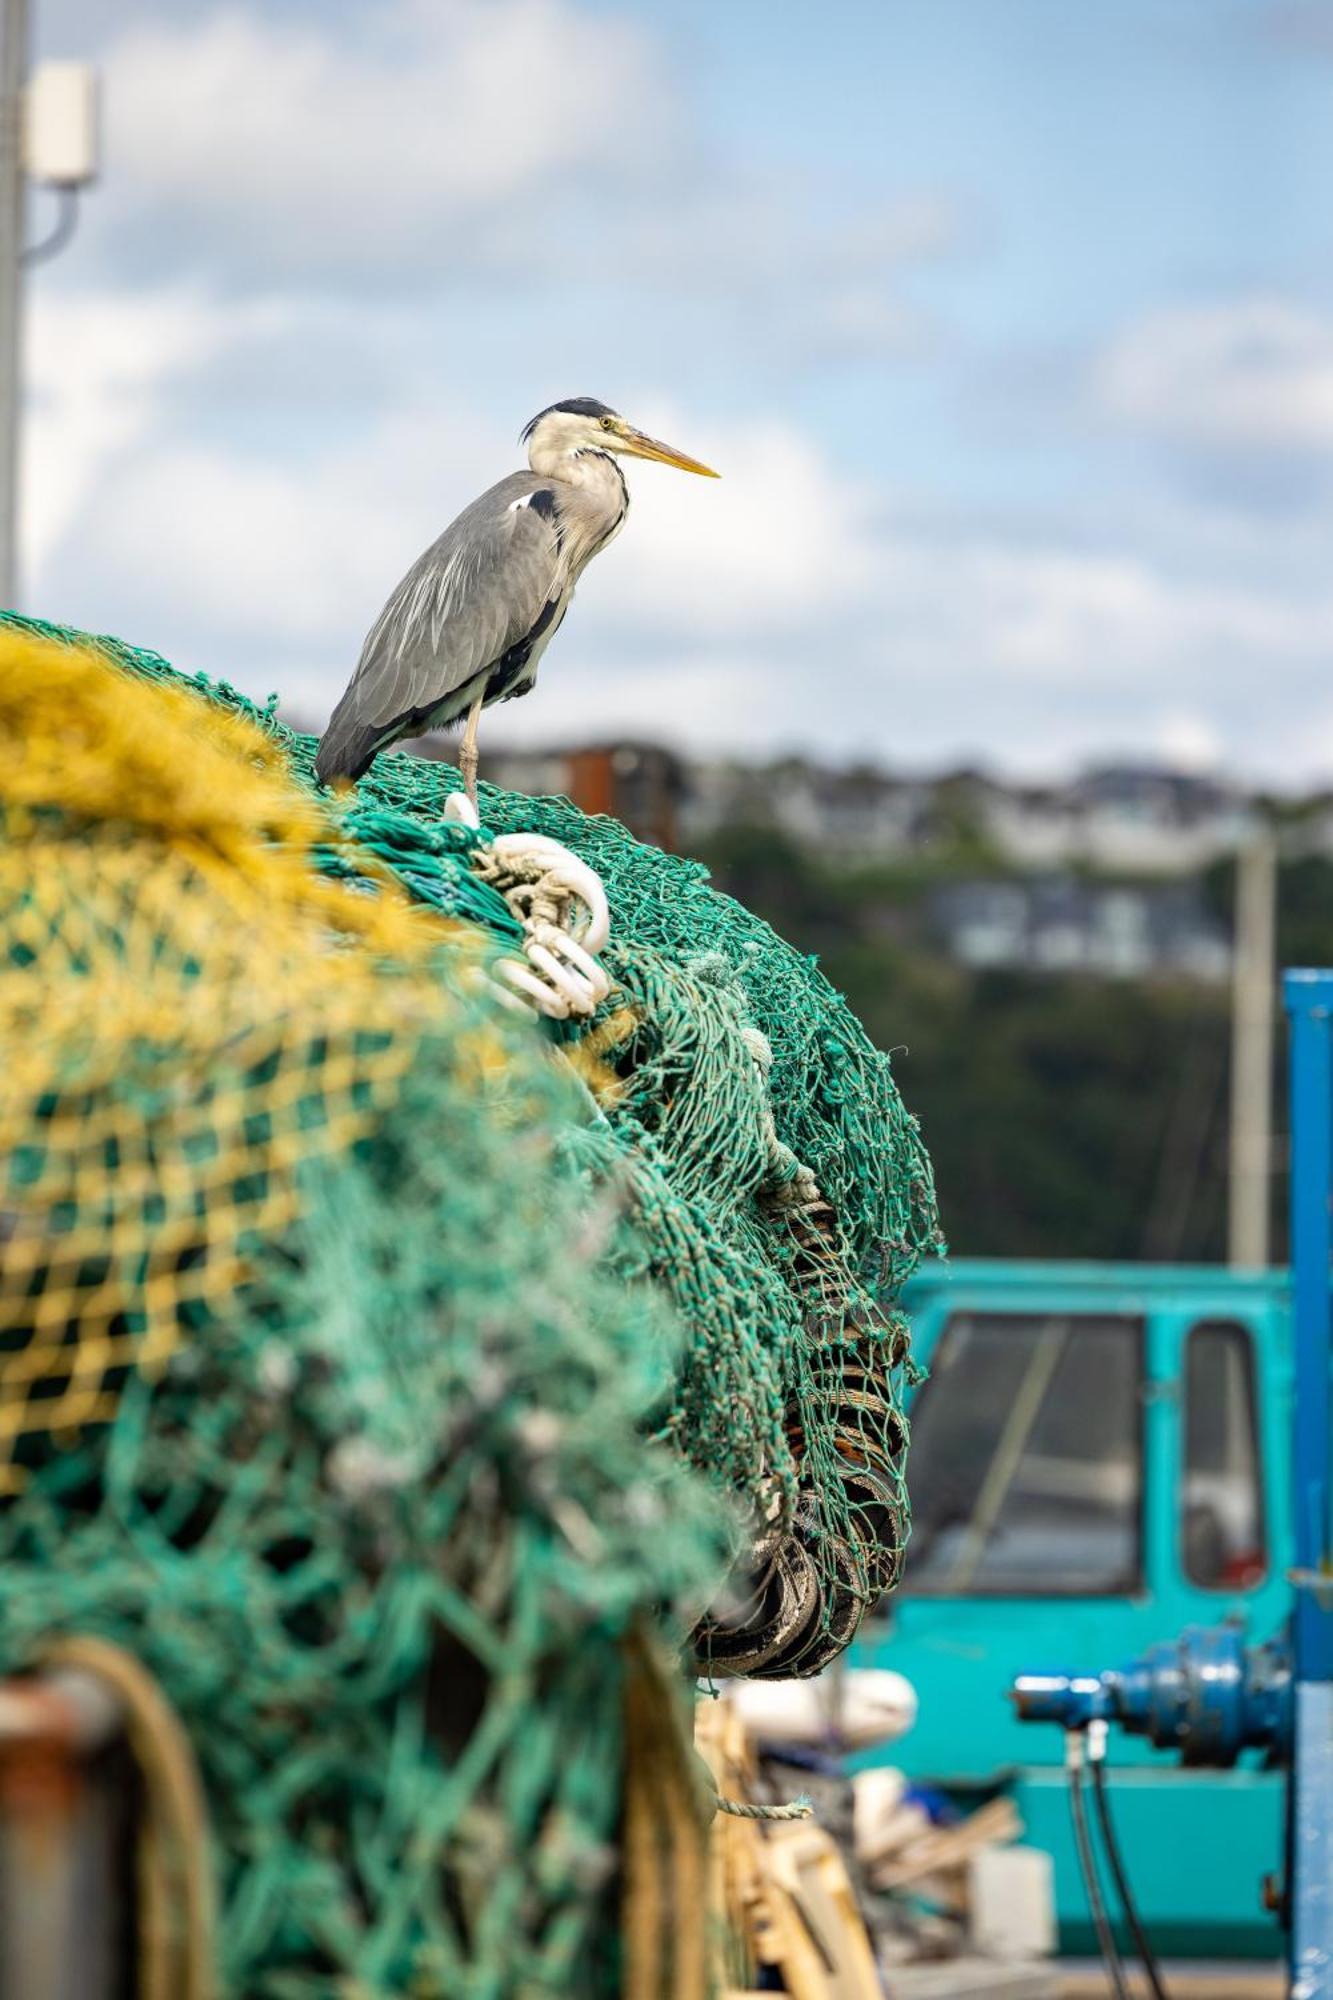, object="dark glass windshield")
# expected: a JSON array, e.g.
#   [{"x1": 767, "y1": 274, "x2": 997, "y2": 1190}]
[{"x1": 905, "y1": 1310, "x2": 1143, "y2": 1595}]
